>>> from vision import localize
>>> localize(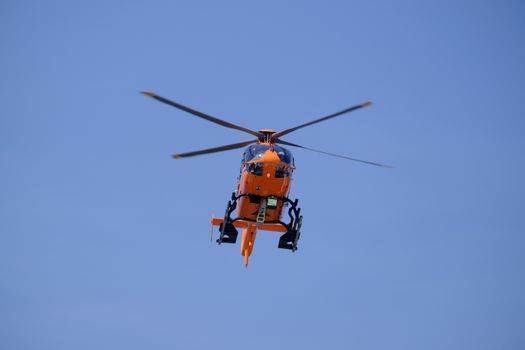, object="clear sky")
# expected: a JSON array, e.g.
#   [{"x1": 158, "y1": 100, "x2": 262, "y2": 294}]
[{"x1": 1, "y1": 1, "x2": 524, "y2": 349}]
